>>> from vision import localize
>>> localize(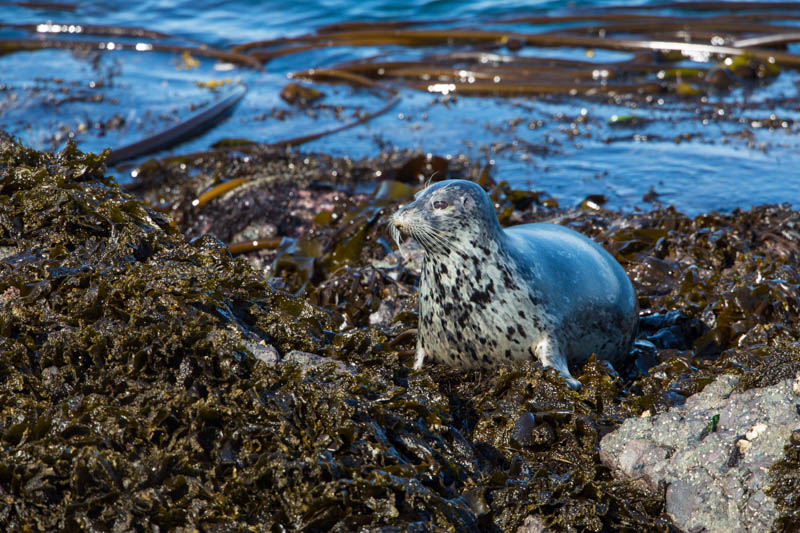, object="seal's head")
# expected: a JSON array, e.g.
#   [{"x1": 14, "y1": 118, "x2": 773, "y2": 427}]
[{"x1": 391, "y1": 179, "x2": 502, "y2": 254}]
